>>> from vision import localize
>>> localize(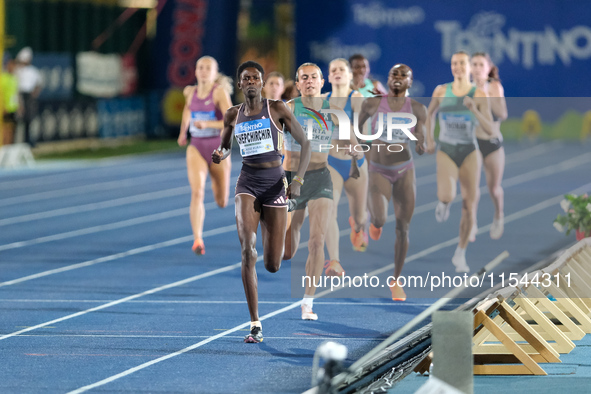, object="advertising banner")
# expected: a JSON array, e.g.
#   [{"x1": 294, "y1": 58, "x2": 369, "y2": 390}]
[
  {"x1": 33, "y1": 53, "x2": 74, "y2": 101},
  {"x1": 295, "y1": 0, "x2": 591, "y2": 98},
  {"x1": 76, "y1": 52, "x2": 123, "y2": 98}
]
